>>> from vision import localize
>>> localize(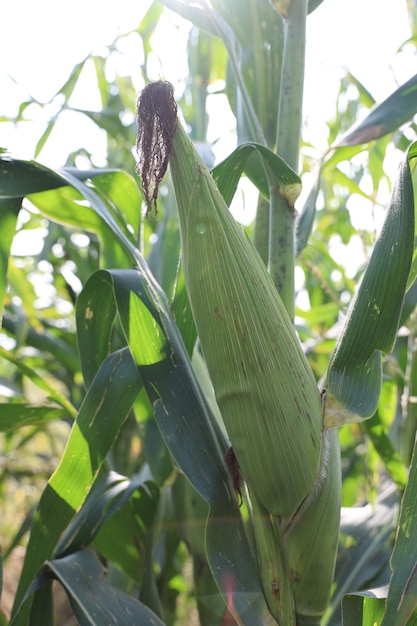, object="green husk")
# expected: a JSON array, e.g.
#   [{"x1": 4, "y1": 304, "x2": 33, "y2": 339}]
[
  {"x1": 248, "y1": 486, "x2": 297, "y2": 624},
  {"x1": 169, "y1": 117, "x2": 323, "y2": 518},
  {"x1": 284, "y1": 427, "x2": 341, "y2": 621}
]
